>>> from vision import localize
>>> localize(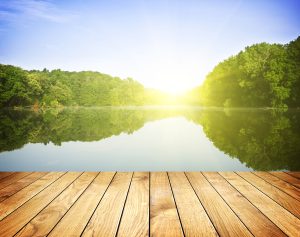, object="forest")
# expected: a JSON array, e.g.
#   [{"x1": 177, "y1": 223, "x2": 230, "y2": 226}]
[
  {"x1": 200, "y1": 36, "x2": 300, "y2": 108},
  {"x1": 0, "y1": 36, "x2": 299, "y2": 108},
  {"x1": 0, "y1": 65, "x2": 171, "y2": 108}
]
